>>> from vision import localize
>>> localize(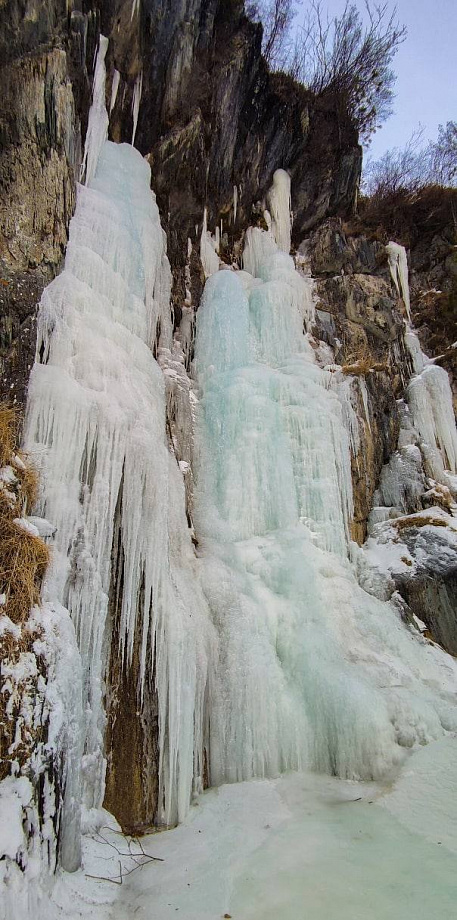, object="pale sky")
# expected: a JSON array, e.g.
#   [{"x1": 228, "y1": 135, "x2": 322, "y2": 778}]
[{"x1": 296, "y1": 0, "x2": 457, "y2": 161}]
